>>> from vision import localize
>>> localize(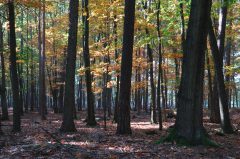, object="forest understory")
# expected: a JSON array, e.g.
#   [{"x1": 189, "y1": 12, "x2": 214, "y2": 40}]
[{"x1": 0, "y1": 109, "x2": 239, "y2": 159}]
